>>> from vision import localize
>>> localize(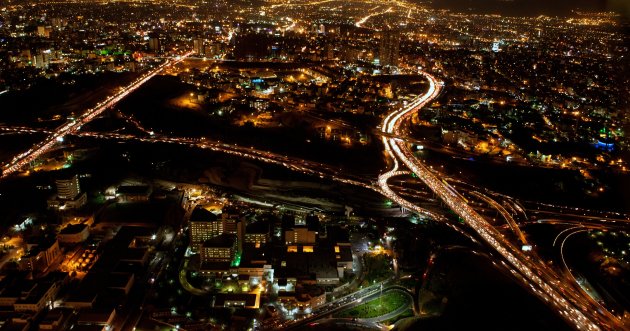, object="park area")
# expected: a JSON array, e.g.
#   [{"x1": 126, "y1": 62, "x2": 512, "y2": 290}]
[
  {"x1": 361, "y1": 252, "x2": 394, "y2": 286},
  {"x1": 336, "y1": 290, "x2": 411, "y2": 319}
]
